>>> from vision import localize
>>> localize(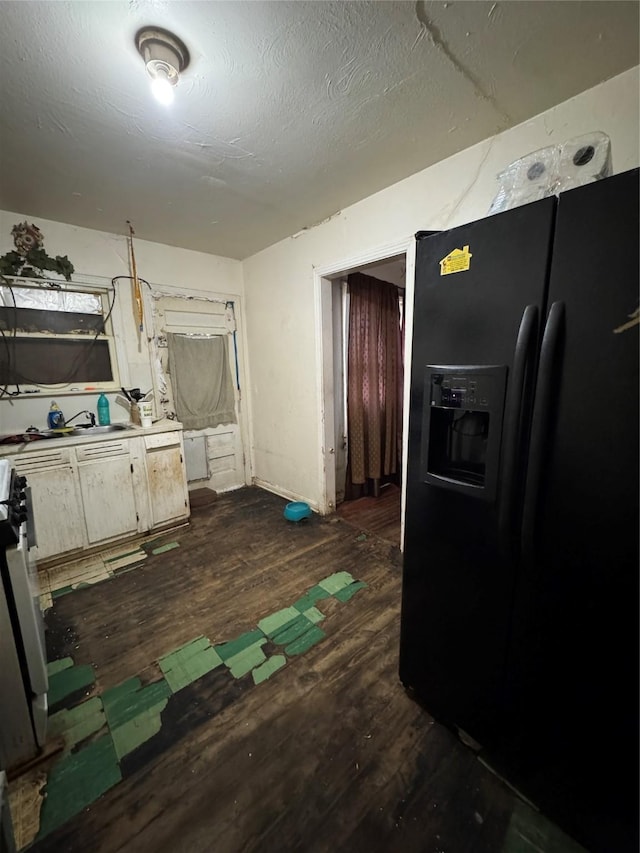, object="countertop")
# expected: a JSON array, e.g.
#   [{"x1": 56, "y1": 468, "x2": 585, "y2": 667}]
[{"x1": 0, "y1": 418, "x2": 184, "y2": 457}]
